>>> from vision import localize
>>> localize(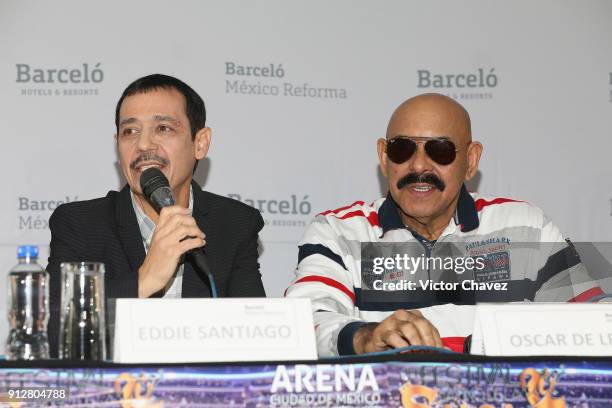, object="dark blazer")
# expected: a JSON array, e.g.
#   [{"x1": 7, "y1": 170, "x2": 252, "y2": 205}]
[{"x1": 46, "y1": 181, "x2": 265, "y2": 356}]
